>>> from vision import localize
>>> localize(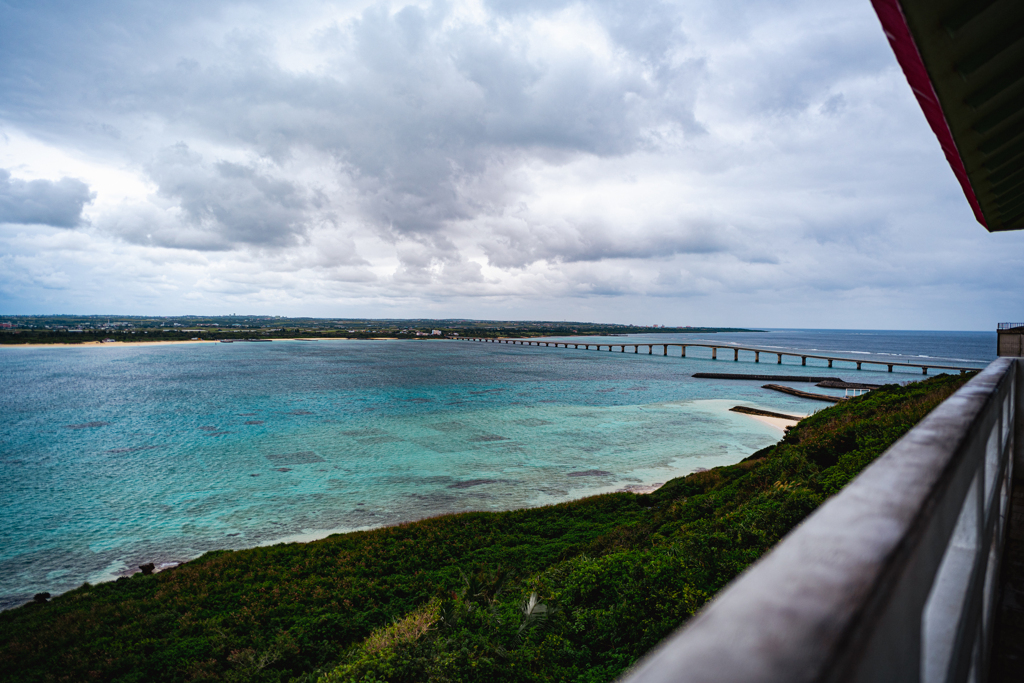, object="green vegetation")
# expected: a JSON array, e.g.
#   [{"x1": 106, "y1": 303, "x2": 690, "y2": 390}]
[
  {"x1": 0, "y1": 373, "x2": 971, "y2": 682},
  {"x1": 0, "y1": 315, "x2": 756, "y2": 344}
]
